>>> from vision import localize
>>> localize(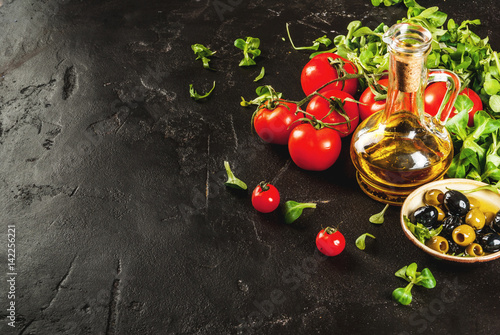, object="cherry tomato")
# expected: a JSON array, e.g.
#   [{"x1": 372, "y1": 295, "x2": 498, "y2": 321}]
[
  {"x1": 305, "y1": 89, "x2": 359, "y2": 137},
  {"x1": 424, "y1": 83, "x2": 483, "y2": 126},
  {"x1": 301, "y1": 53, "x2": 358, "y2": 97},
  {"x1": 252, "y1": 182, "x2": 280, "y2": 213},
  {"x1": 316, "y1": 227, "x2": 346, "y2": 256},
  {"x1": 358, "y1": 78, "x2": 389, "y2": 121},
  {"x1": 253, "y1": 101, "x2": 300, "y2": 145},
  {"x1": 288, "y1": 123, "x2": 342, "y2": 171}
]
